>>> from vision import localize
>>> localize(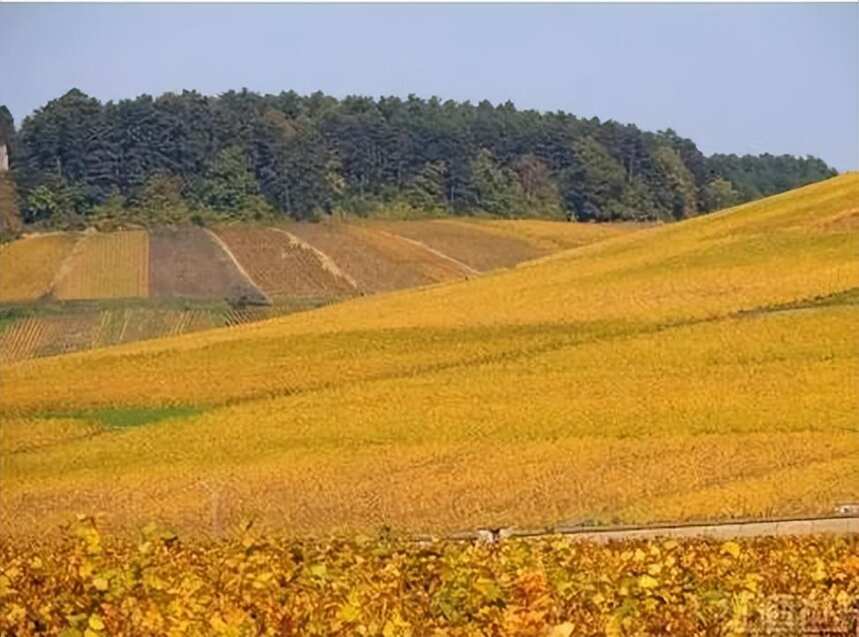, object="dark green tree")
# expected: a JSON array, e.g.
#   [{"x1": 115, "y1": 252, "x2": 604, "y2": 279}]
[
  {"x1": 562, "y1": 137, "x2": 626, "y2": 221},
  {"x1": 513, "y1": 154, "x2": 564, "y2": 218},
  {"x1": 701, "y1": 177, "x2": 740, "y2": 212},
  {"x1": 197, "y1": 146, "x2": 261, "y2": 213},
  {"x1": 469, "y1": 148, "x2": 526, "y2": 217},
  {"x1": 10, "y1": 88, "x2": 838, "y2": 226},
  {"x1": 404, "y1": 161, "x2": 447, "y2": 210},
  {"x1": 652, "y1": 145, "x2": 698, "y2": 220}
]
